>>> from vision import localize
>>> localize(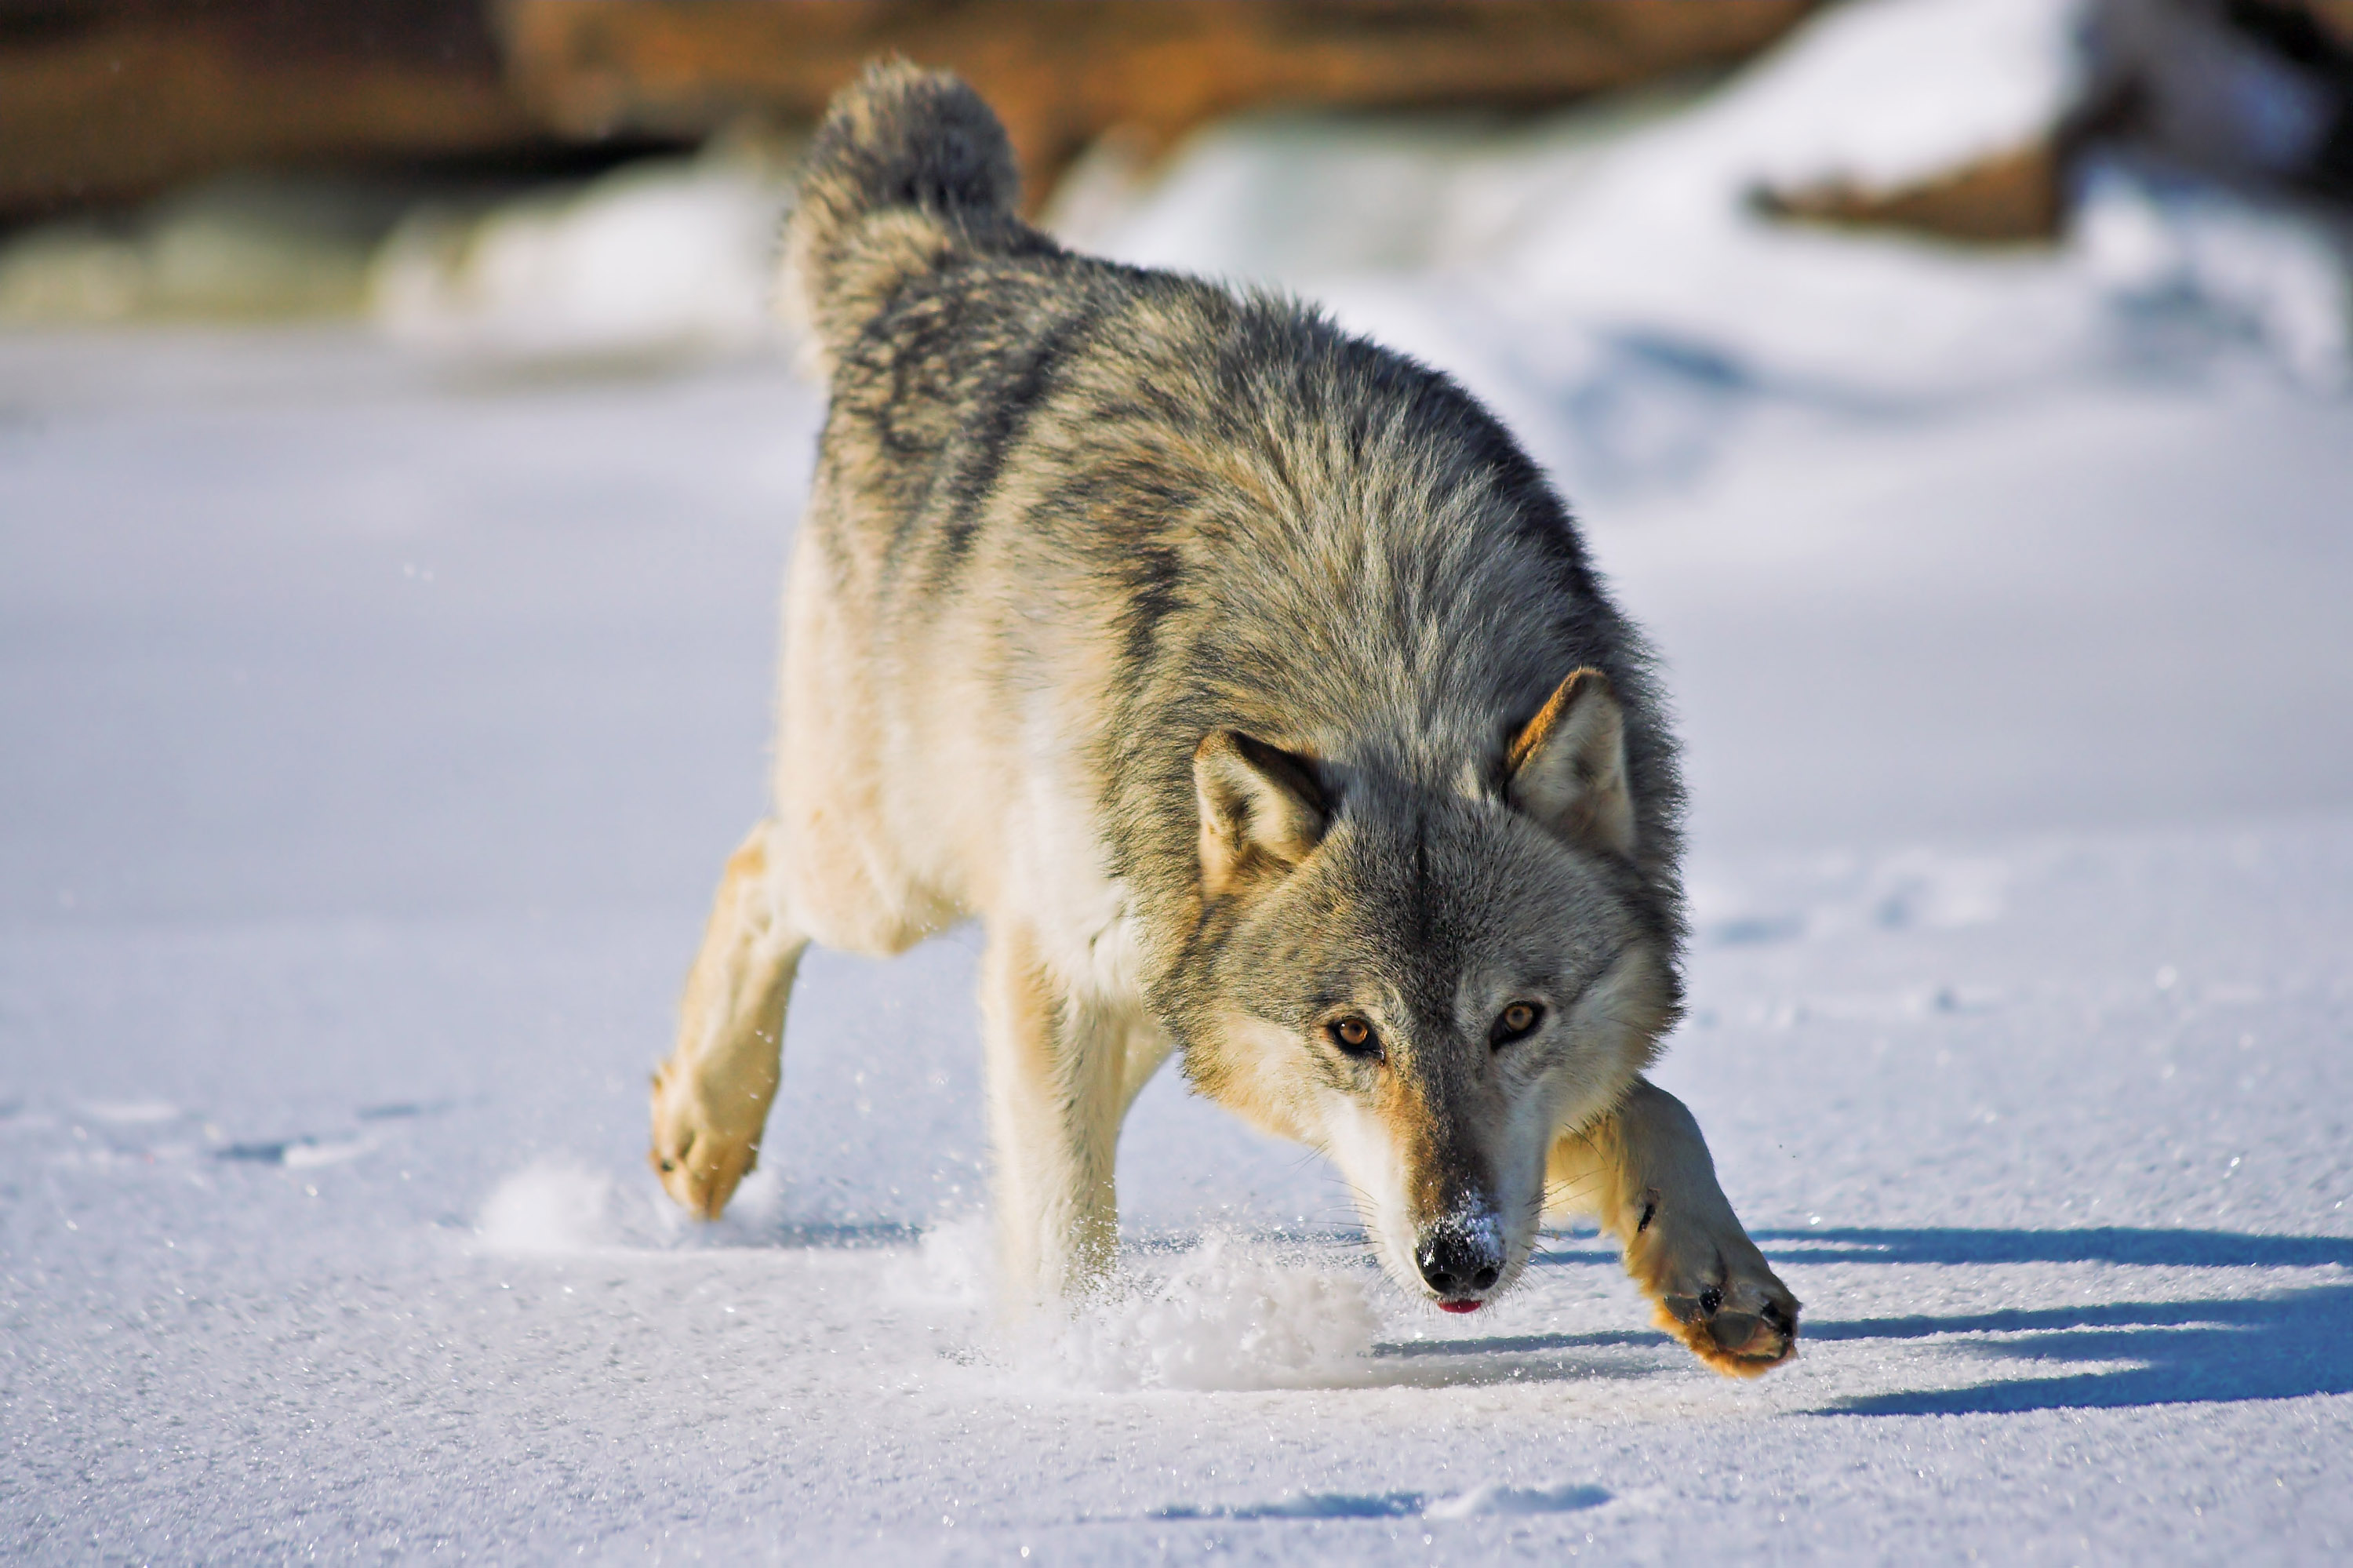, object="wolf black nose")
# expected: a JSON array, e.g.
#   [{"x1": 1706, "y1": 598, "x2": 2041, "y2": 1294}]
[{"x1": 1416, "y1": 1229, "x2": 1503, "y2": 1296}]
